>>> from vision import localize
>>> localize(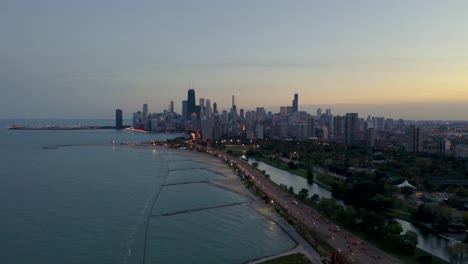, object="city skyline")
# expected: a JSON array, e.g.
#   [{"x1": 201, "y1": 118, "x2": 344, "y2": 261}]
[{"x1": 2, "y1": 1, "x2": 468, "y2": 120}]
